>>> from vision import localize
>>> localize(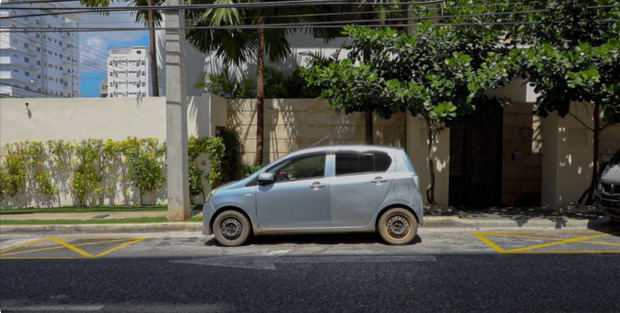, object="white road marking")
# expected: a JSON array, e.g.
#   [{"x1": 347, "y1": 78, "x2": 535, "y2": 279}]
[
  {"x1": 3, "y1": 305, "x2": 104, "y2": 311},
  {"x1": 172, "y1": 254, "x2": 437, "y2": 270}
]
